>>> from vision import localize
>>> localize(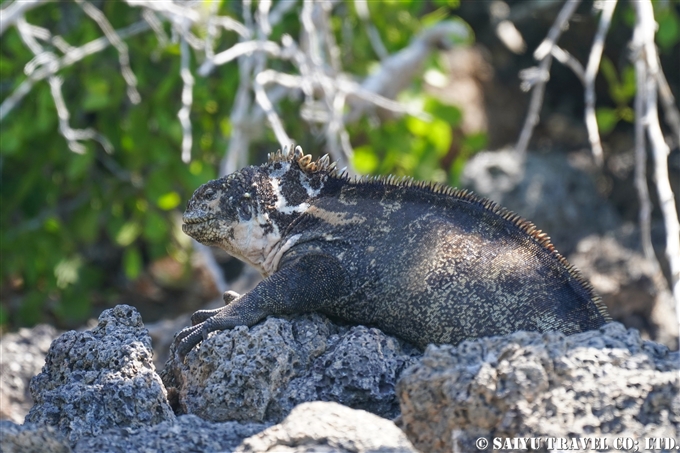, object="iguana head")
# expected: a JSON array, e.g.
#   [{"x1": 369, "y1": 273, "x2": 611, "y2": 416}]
[{"x1": 182, "y1": 145, "x2": 337, "y2": 275}]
